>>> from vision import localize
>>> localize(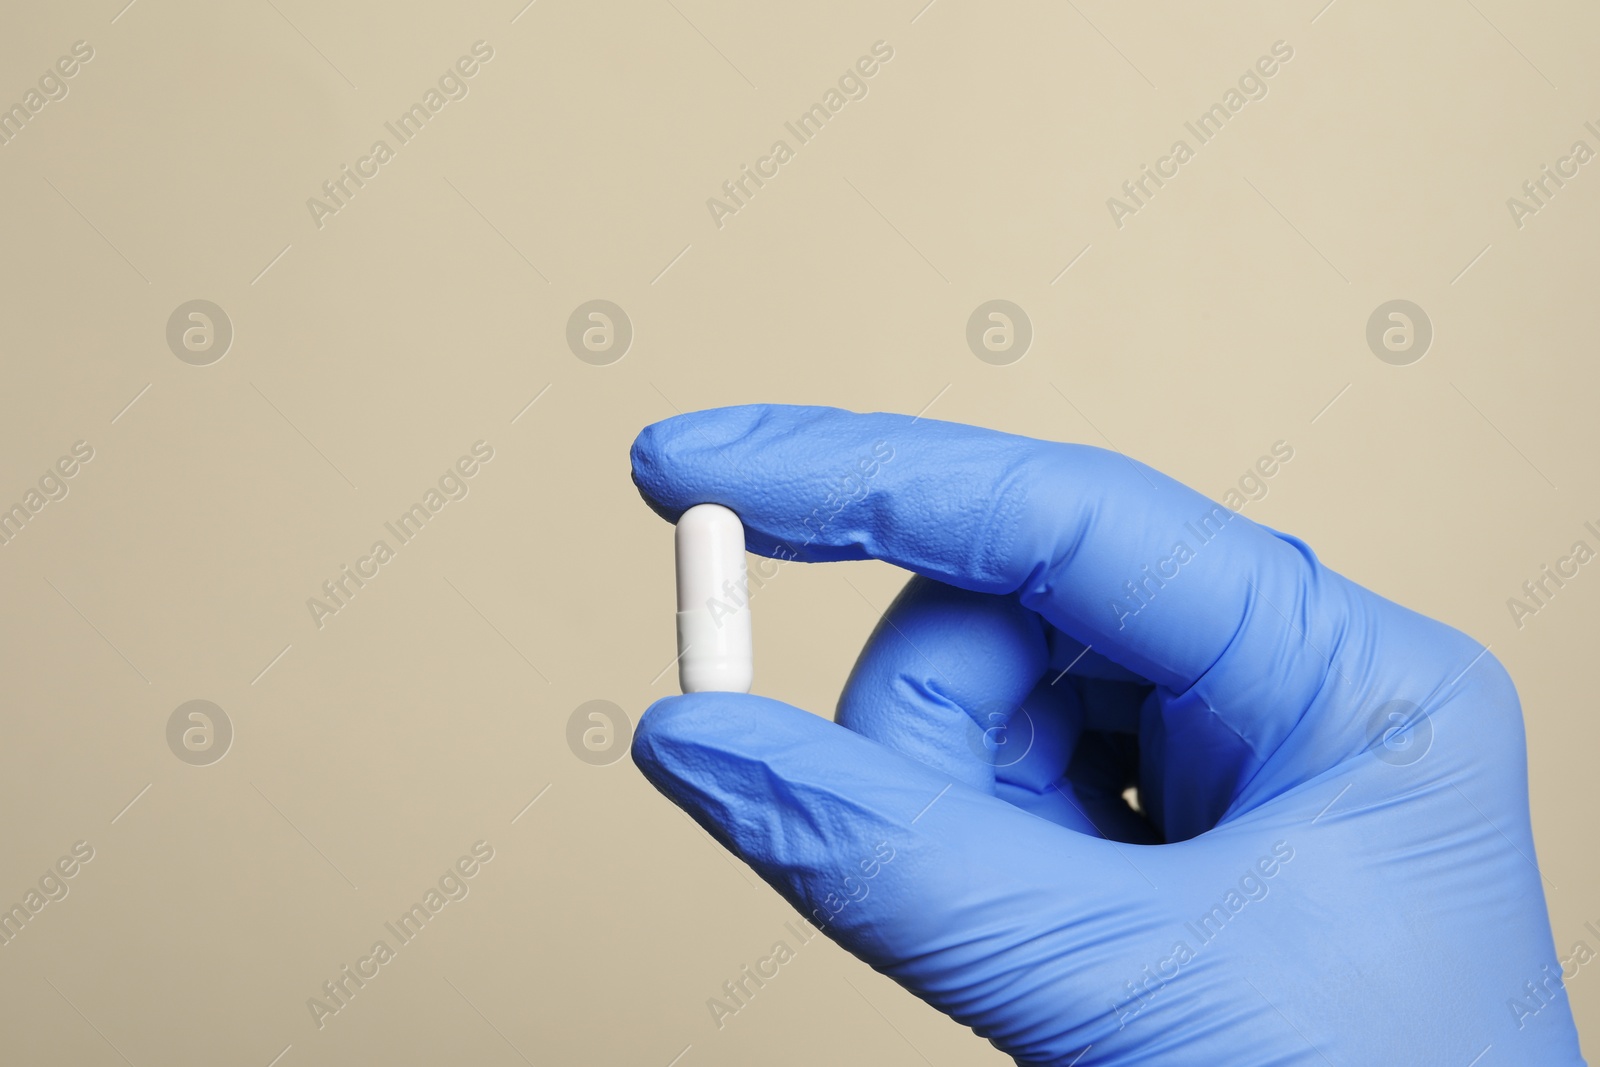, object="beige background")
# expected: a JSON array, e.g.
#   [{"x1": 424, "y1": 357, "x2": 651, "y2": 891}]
[{"x1": 0, "y1": 0, "x2": 1595, "y2": 1063}]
